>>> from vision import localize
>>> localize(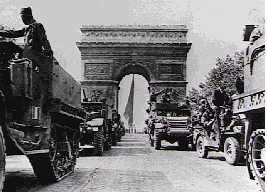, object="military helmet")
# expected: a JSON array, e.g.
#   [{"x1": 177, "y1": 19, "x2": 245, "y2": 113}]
[{"x1": 20, "y1": 7, "x2": 32, "y2": 16}]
